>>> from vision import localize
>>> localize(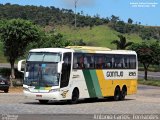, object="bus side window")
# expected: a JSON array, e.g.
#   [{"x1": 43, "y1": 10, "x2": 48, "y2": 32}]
[
  {"x1": 78, "y1": 56, "x2": 84, "y2": 69},
  {"x1": 105, "y1": 54, "x2": 114, "y2": 69},
  {"x1": 84, "y1": 56, "x2": 89, "y2": 68},
  {"x1": 124, "y1": 55, "x2": 130, "y2": 69},
  {"x1": 73, "y1": 53, "x2": 84, "y2": 69},
  {"x1": 73, "y1": 55, "x2": 78, "y2": 69},
  {"x1": 95, "y1": 55, "x2": 105, "y2": 69},
  {"x1": 84, "y1": 54, "x2": 94, "y2": 69},
  {"x1": 129, "y1": 55, "x2": 136, "y2": 69},
  {"x1": 90, "y1": 55, "x2": 94, "y2": 68},
  {"x1": 114, "y1": 55, "x2": 123, "y2": 69}
]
